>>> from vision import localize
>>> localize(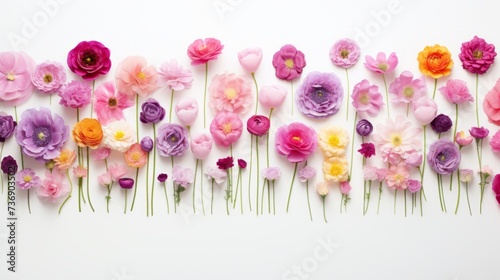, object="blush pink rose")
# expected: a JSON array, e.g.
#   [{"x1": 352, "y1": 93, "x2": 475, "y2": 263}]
[
  {"x1": 210, "y1": 112, "x2": 243, "y2": 147},
  {"x1": 483, "y1": 78, "x2": 500, "y2": 126},
  {"x1": 209, "y1": 73, "x2": 253, "y2": 115},
  {"x1": 38, "y1": 170, "x2": 69, "y2": 202},
  {"x1": 115, "y1": 56, "x2": 158, "y2": 97},
  {"x1": 412, "y1": 96, "x2": 438, "y2": 125},
  {"x1": 190, "y1": 133, "x2": 213, "y2": 160},
  {"x1": 238, "y1": 47, "x2": 263, "y2": 73},
  {"x1": 258, "y1": 85, "x2": 287, "y2": 109},
  {"x1": 187, "y1": 38, "x2": 224, "y2": 66},
  {"x1": 275, "y1": 122, "x2": 317, "y2": 163},
  {"x1": 175, "y1": 98, "x2": 198, "y2": 126}
]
